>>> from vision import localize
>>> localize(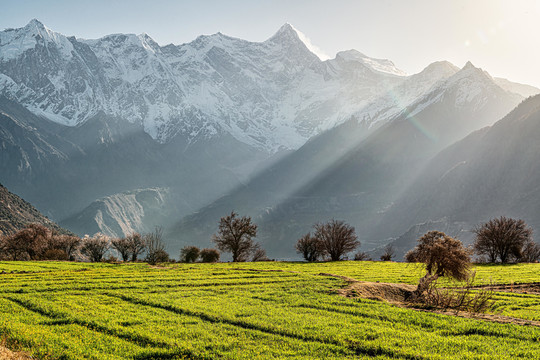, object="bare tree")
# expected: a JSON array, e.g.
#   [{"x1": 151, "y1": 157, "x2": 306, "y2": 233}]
[
  {"x1": 126, "y1": 233, "x2": 146, "y2": 261},
  {"x1": 380, "y1": 244, "x2": 395, "y2": 261},
  {"x1": 251, "y1": 245, "x2": 269, "y2": 262},
  {"x1": 354, "y1": 251, "x2": 372, "y2": 261},
  {"x1": 295, "y1": 233, "x2": 322, "y2": 262},
  {"x1": 51, "y1": 234, "x2": 81, "y2": 261},
  {"x1": 111, "y1": 237, "x2": 131, "y2": 262},
  {"x1": 411, "y1": 272, "x2": 494, "y2": 313},
  {"x1": 180, "y1": 246, "x2": 200, "y2": 263},
  {"x1": 0, "y1": 224, "x2": 52, "y2": 260},
  {"x1": 0, "y1": 233, "x2": 27, "y2": 260},
  {"x1": 212, "y1": 211, "x2": 258, "y2": 262},
  {"x1": 520, "y1": 239, "x2": 540, "y2": 263},
  {"x1": 81, "y1": 234, "x2": 110, "y2": 262},
  {"x1": 144, "y1": 227, "x2": 169, "y2": 265},
  {"x1": 405, "y1": 231, "x2": 471, "y2": 281},
  {"x1": 41, "y1": 234, "x2": 81, "y2": 260},
  {"x1": 314, "y1": 219, "x2": 359, "y2": 261},
  {"x1": 15, "y1": 224, "x2": 51, "y2": 260},
  {"x1": 200, "y1": 248, "x2": 220, "y2": 263},
  {"x1": 474, "y1": 217, "x2": 533, "y2": 263}
]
